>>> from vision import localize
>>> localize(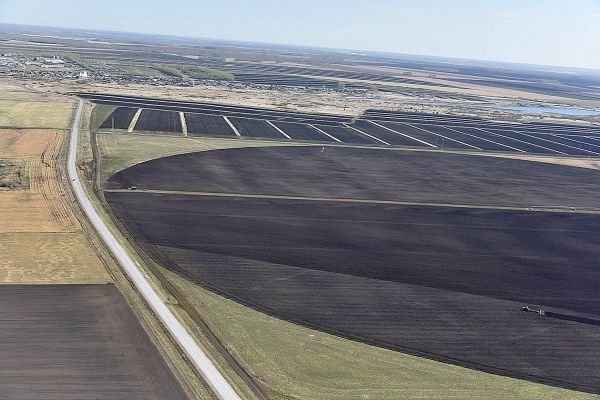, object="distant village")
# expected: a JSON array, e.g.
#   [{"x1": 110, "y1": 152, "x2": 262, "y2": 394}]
[{"x1": 0, "y1": 52, "x2": 197, "y2": 86}]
